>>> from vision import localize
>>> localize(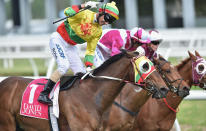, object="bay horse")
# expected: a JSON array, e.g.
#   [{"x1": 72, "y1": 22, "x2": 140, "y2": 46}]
[
  {"x1": 104, "y1": 56, "x2": 189, "y2": 131},
  {"x1": 0, "y1": 50, "x2": 168, "y2": 131},
  {"x1": 133, "y1": 51, "x2": 206, "y2": 131}
]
